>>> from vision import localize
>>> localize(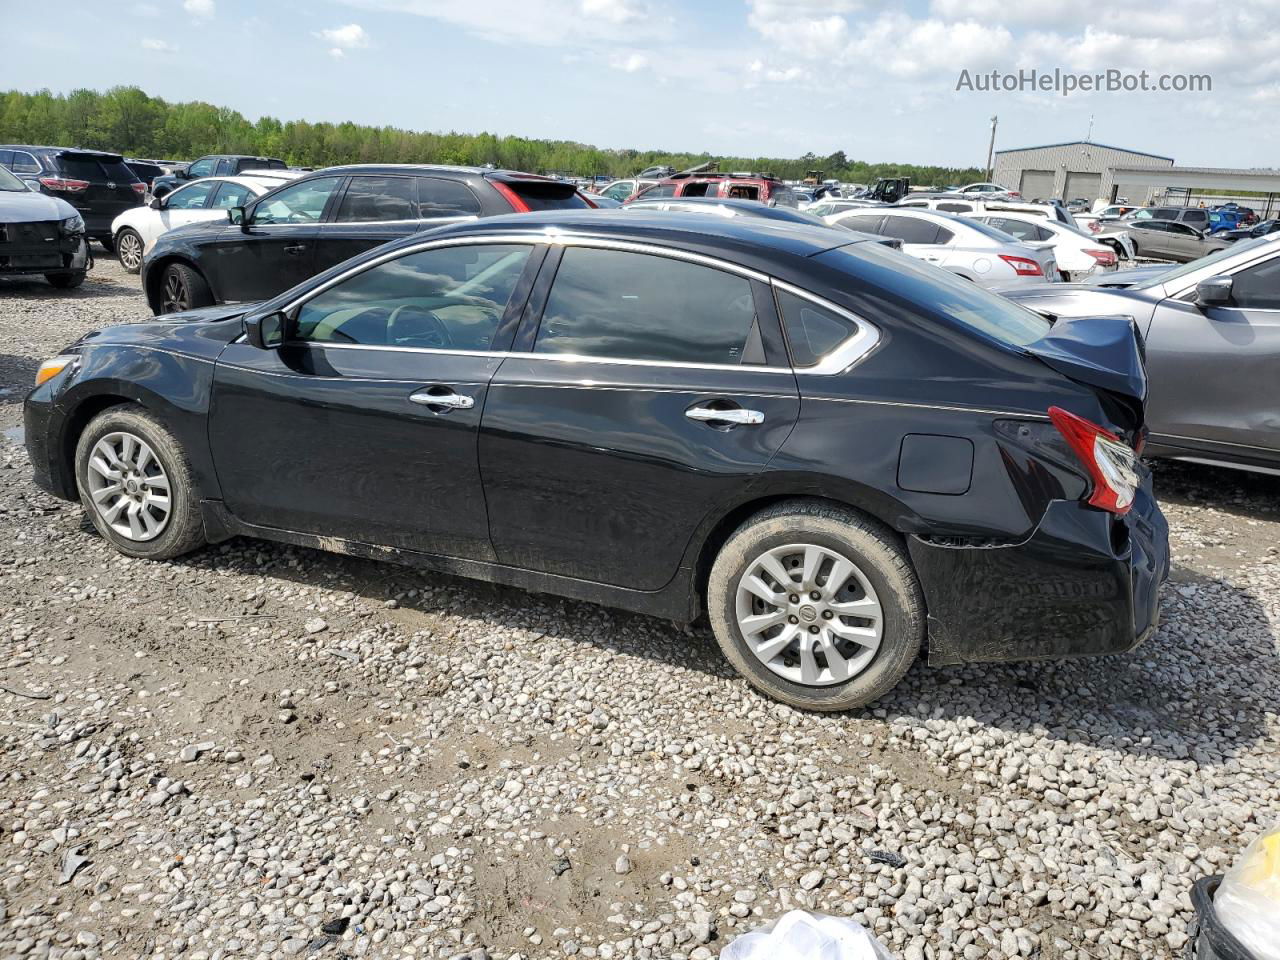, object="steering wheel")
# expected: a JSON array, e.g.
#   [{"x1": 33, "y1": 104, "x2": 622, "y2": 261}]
[{"x1": 388, "y1": 304, "x2": 453, "y2": 349}]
